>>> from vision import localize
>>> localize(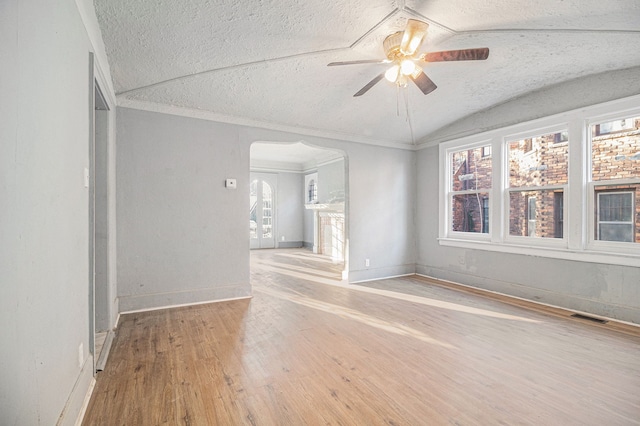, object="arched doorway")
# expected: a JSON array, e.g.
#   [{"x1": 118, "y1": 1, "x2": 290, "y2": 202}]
[{"x1": 249, "y1": 141, "x2": 349, "y2": 279}]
